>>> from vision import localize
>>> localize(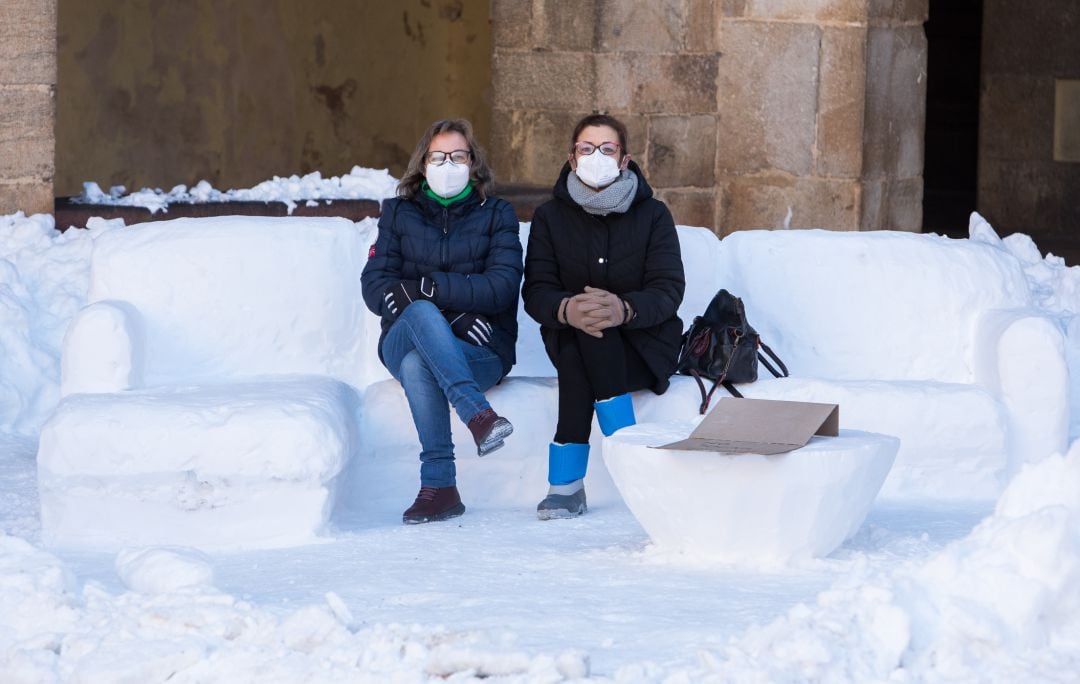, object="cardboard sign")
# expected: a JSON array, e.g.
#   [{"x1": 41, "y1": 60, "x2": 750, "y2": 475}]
[{"x1": 656, "y1": 397, "x2": 839, "y2": 455}]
